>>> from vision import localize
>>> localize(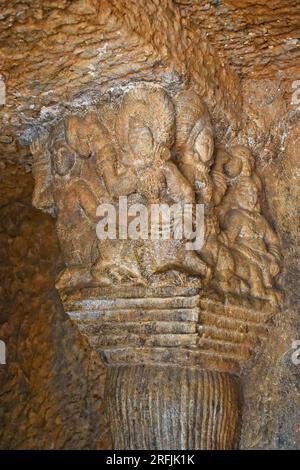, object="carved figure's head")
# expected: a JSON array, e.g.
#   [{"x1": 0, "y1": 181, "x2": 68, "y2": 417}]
[
  {"x1": 65, "y1": 112, "x2": 110, "y2": 159},
  {"x1": 47, "y1": 120, "x2": 77, "y2": 178},
  {"x1": 193, "y1": 125, "x2": 214, "y2": 164},
  {"x1": 175, "y1": 90, "x2": 214, "y2": 165},
  {"x1": 116, "y1": 84, "x2": 175, "y2": 169},
  {"x1": 225, "y1": 145, "x2": 255, "y2": 178},
  {"x1": 31, "y1": 121, "x2": 74, "y2": 215}
]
